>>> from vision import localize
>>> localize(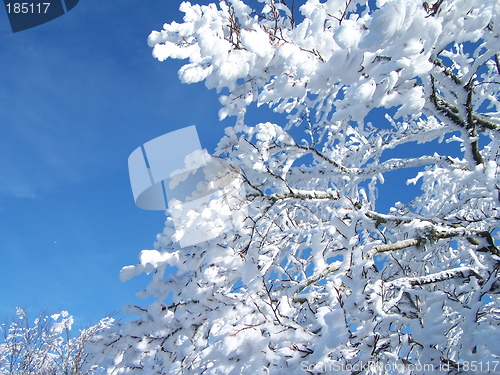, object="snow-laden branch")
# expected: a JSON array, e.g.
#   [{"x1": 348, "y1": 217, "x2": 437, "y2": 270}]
[
  {"x1": 366, "y1": 210, "x2": 500, "y2": 258},
  {"x1": 387, "y1": 266, "x2": 482, "y2": 288},
  {"x1": 366, "y1": 239, "x2": 420, "y2": 259},
  {"x1": 88, "y1": 0, "x2": 500, "y2": 372}
]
